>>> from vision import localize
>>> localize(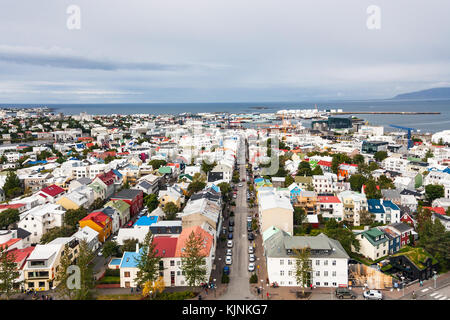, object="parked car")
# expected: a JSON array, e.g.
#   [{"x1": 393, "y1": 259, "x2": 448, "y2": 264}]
[
  {"x1": 249, "y1": 254, "x2": 255, "y2": 262},
  {"x1": 247, "y1": 223, "x2": 252, "y2": 232},
  {"x1": 229, "y1": 219, "x2": 234, "y2": 226},
  {"x1": 247, "y1": 216, "x2": 252, "y2": 222},
  {"x1": 225, "y1": 256, "x2": 232, "y2": 265},
  {"x1": 222, "y1": 227, "x2": 227, "y2": 234},
  {"x1": 127, "y1": 221, "x2": 133, "y2": 227},
  {"x1": 335, "y1": 288, "x2": 357, "y2": 299},
  {"x1": 112, "y1": 236, "x2": 118, "y2": 241},
  {"x1": 248, "y1": 263, "x2": 255, "y2": 272},
  {"x1": 238, "y1": 183, "x2": 243, "y2": 187},
  {"x1": 363, "y1": 290, "x2": 383, "y2": 300},
  {"x1": 248, "y1": 232, "x2": 254, "y2": 241},
  {"x1": 228, "y1": 226, "x2": 234, "y2": 233},
  {"x1": 226, "y1": 249, "x2": 232, "y2": 256},
  {"x1": 223, "y1": 266, "x2": 230, "y2": 275},
  {"x1": 227, "y1": 240, "x2": 233, "y2": 248},
  {"x1": 227, "y1": 232, "x2": 233, "y2": 240}
]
